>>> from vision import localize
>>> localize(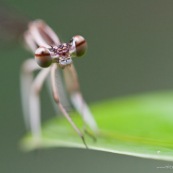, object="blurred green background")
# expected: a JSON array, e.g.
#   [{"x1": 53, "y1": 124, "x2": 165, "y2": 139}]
[{"x1": 1, "y1": 0, "x2": 173, "y2": 172}]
